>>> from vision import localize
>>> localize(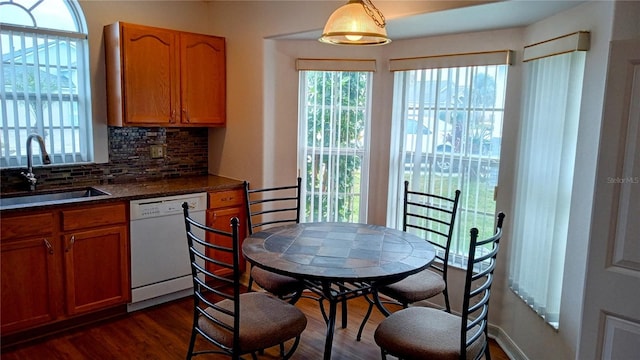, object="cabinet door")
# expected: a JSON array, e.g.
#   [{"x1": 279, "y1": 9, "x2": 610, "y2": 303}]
[
  {"x1": 206, "y1": 206, "x2": 246, "y2": 277},
  {"x1": 1, "y1": 237, "x2": 59, "y2": 333},
  {"x1": 63, "y1": 226, "x2": 130, "y2": 315},
  {"x1": 121, "y1": 24, "x2": 179, "y2": 125},
  {"x1": 180, "y1": 33, "x2": 226, "y2": 126}
]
